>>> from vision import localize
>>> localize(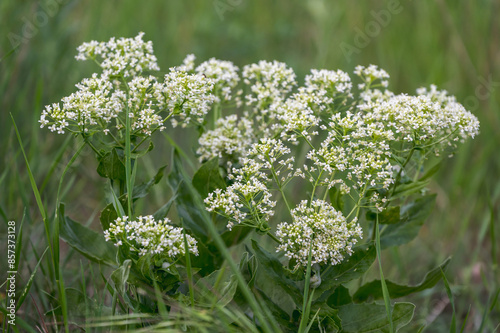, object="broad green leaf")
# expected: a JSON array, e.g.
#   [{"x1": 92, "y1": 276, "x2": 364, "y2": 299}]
[
  {"x1": 327, "y1": 285, "x2": 353, "y2": 307},
  {"x1": 111, "y1": 259, "x2": 136, "y2": 310},
  {"x1": 338, "y1": 302, "x2": 415, "y2": 333},
  {"x1": 329, "y1": 187, "x2": 344, "y2": 212},
  {"x1": 257, "y1": 288, "x2": 297, "y2": 333},
  {"x1": 239, "y1": 252, "x2": 258, "y2": 289},
  {"x1": 59, "y1": 204, "x2": 117, "y2": 266},
  {"x1": 97, "y1": 148, "x2": 126, "y2": 181},
  {"x1": 380, "y1": 194, "x2": 436, "y2": 249},
  {"x1": 168, "y1": 149, "x2": 210, "y2": 240},
  {"x1": 220, "y1": 225, "x2": 253, "y2": 247},
  {"x1": 251, "y1": 239, "x2": 302, "y2": 304},
  {"x1": 314, "y1": 244, "x2": 376, "y2": 301},
  {"x1": 353, "y1": 258, "x2": 450, "y2": 302},
  {"x1": 366, "y1": 206, "x2": 400, "y2": 224},
  {"x1": 192, "y1": 157, "x2": 226, "y2": 198},
  {"x1": 194, "y1": 267, "x2": 238, "y2": 307},
  {"x1": 100, "y1": 195, "x2": 128, "y2": 231}
]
